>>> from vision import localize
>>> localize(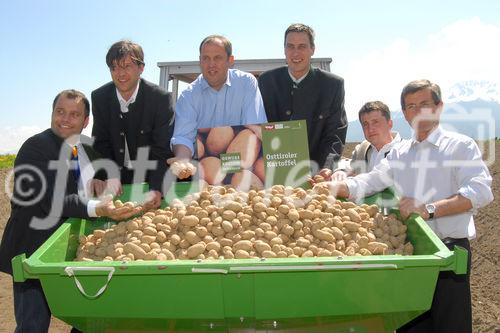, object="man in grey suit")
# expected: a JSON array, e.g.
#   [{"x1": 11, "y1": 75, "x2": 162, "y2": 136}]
[{"x1": 0, "y1": 89, "x2": 141, "y2": 333}]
